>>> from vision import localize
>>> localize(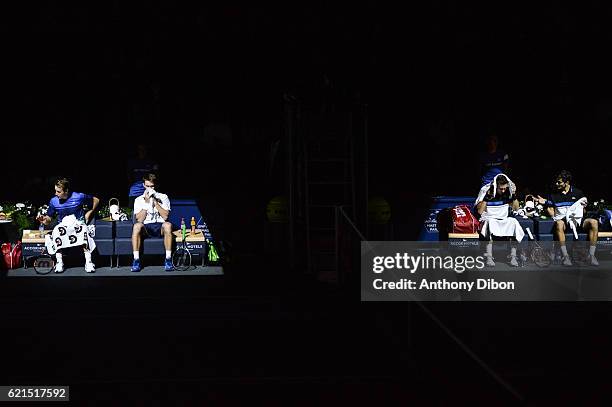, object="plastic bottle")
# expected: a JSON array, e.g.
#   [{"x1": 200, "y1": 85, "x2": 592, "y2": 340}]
[
  {"x1": 190, "y1": 216, "x2": 196, "y2": 235},
  {"x1": 181, "y1": 217, "x2": 186, "y2": 238},
  {"x1": 39, "y1": 221, "x2": 45, "y2": 237}
]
